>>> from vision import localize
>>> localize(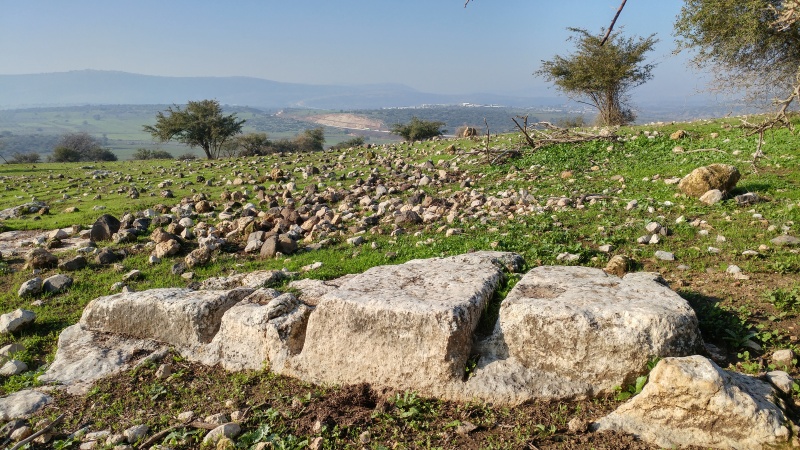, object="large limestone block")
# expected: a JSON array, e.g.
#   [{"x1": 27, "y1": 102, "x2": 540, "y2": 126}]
[
  {"x1": 291, "y1": 252, "x2": 519, "y2": 392},
  {"x1": 200, "y1": 290, "x2": 312, "y2": 371},
  {"x1": 80, "y1": 288, "x2": 253, "y2": 348},
  {"x1": 488, "y1": 267, "x2": 702, "y2": 392},
  {"x1": 39, "y1": 324, "x2": 167, "y2": 394},
  {"x1": 594, "y1": 355, "x2": 791, "y2": 449},
  {"x1": 678, "y1": 164, "x2": 740, "y2": 197}
]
